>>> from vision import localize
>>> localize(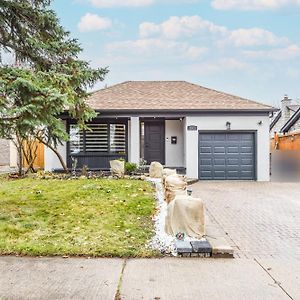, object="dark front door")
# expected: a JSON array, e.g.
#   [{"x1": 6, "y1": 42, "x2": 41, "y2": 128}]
[{"x1": 144, "y1": 121, "x2": 165, "y2": 165}]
